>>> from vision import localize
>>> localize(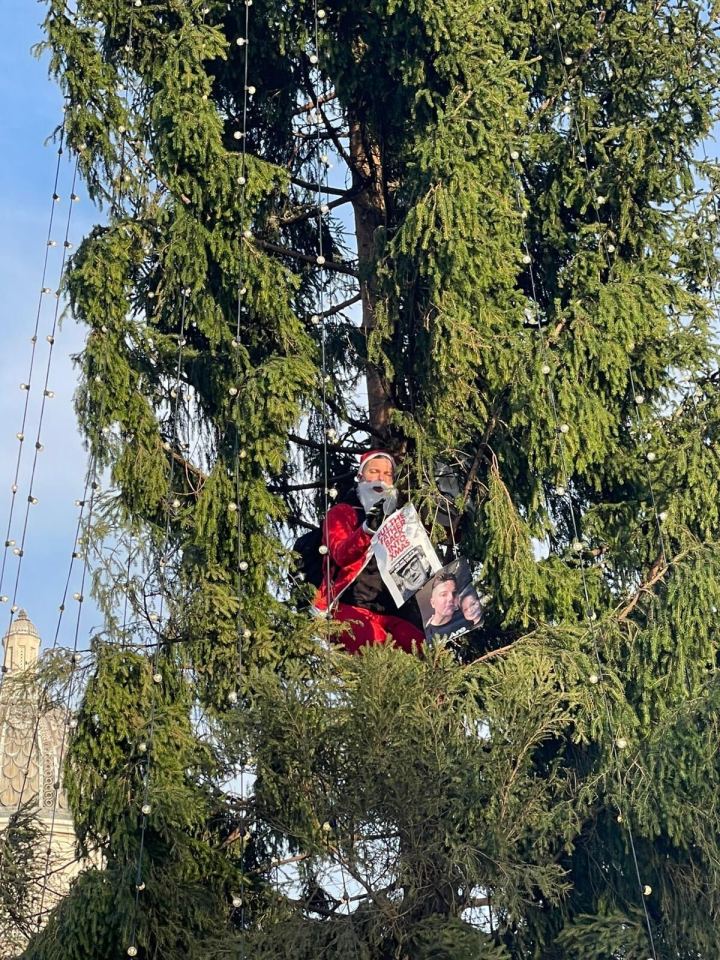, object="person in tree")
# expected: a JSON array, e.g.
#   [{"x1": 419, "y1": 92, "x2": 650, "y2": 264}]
[{"x1": 312, "y1": 450, "x2": 425, "y2": 654}]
